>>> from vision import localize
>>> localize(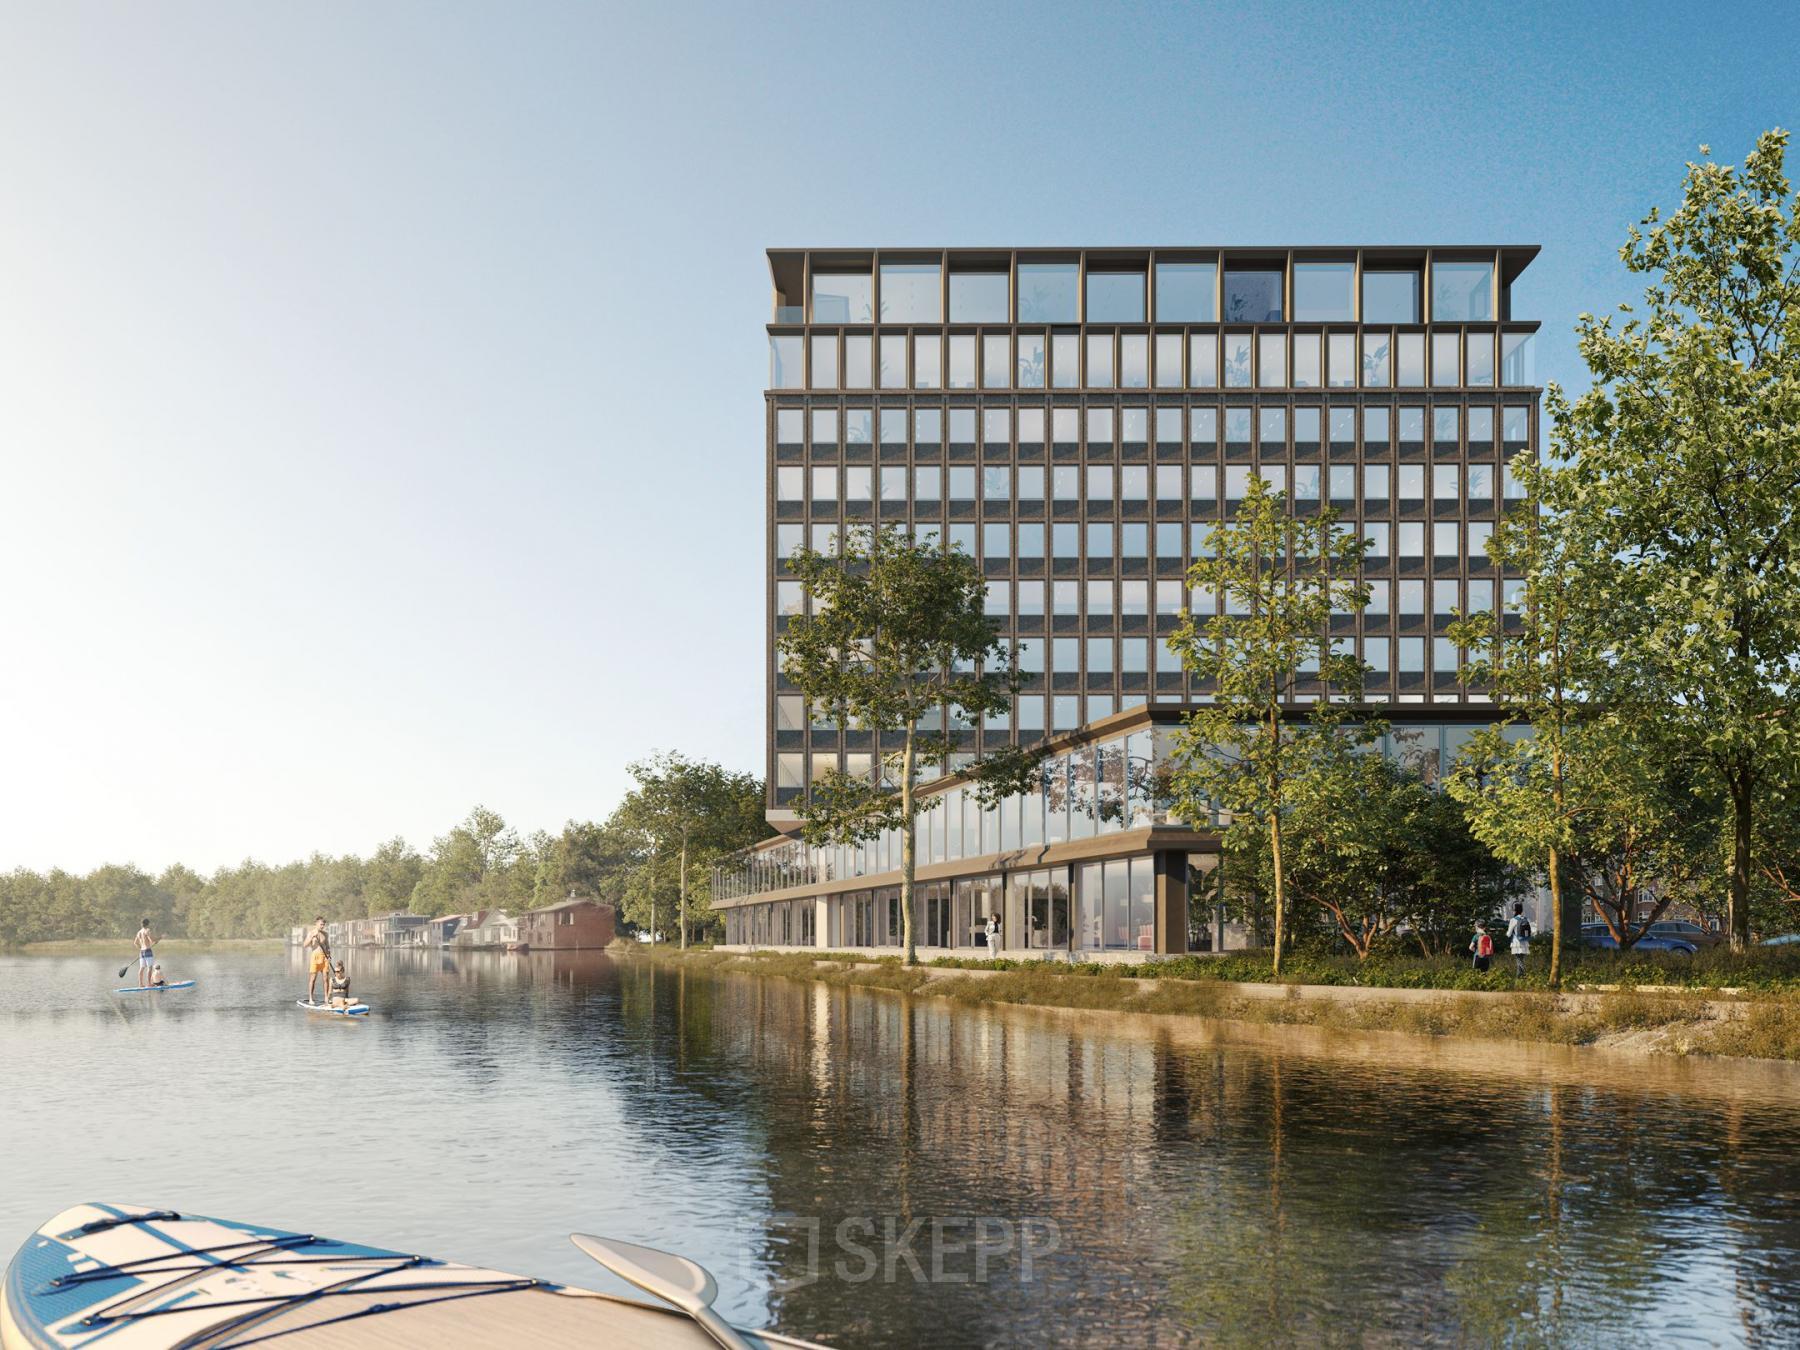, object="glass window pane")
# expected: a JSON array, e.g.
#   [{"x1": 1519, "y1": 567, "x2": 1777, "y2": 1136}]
[
  {"x1": 1362, "y1": 270, "x2": 1420, "y2": 323},
  {"x1": 1154, "y1": 332, "x2": 1182, "y2": 388},
  {"x1": 1086, "y1": 333, "x2": 1114, "y2": 387},
  {"x1": 1362, "y1": 332, "x2": 1390, "y2": 387},
  {"x1": 1432, "y1": 261, "x2": 1494, "y2": 322},
  {"x1": 1155, "y1": 261, "x2": 1216, "y2": 321},
  {"x1": 1467, "y1": 332, "x2": 1495, "y2": 387},
  {"x1": 982, "y1": 333, "x2": 1010, "y2": 389},
  {"x1": 913, "y1": 334, "x2": 940, "y2": 388},
  {"x1": 844, "y1": 335, "x2": 872, "y2": 388},
  {"x1": 810, "y1": 335, "x2": 838, "y2": 389},
  {"x1": 1018, "y1": 263, "x2": 1079, "y2": 322},
  {"x1": 1119, "y1": 334, "x2": 1148, "y2": 388},
  {"x1": 1327, "y1": 333, "x2": 1355, "y2": 387},
  {"x1": 1086, "y1": 270, "x2": 1146, "y2": 322},
  {"x1": 1293, "y1": 333, "x2": 1320, "y2": 387},
  {"x1": 1395, "y1": 332, "x2": 1424, "y2": 386},
  {"x1": 1257, "y1": 332, "x2": 1285, "y2": 387},
  {"x1": 1223, "y1": 270, "x2": 1283, "y2": 322},
  {"x1": 1502, "y1": 331, "x2": 1536, "y2": 386},
  {"x1": 1051, "y1": 332, "x2": 1079, "y2": 388},
  {"x1": 1293, "y1": 262, "x2": 1354, "y2": 321},
  {"x1": 880, "y1": 263, "x2": 940, "y2": 322},
  {"x1": 1017, "y1": 332, "x2": 1046, "y2": 388},
  {"x1": 878, "y1": 334, "x2": 906, "y2": 388},
  {"x1": 770, "y1": 335, "x2": 802, "y2": 388},
  {"x1": 1223, "y1": 333, "x2": 1252, "y2": 387},
  {"x1": 950, "y1": 271, "x2": 1009, "y2": 322},
  {"x1": 811, "y1": 271, "x2": 872, "y2": 323},
  {"x1": 1189, "y1": 333, "x2": 1218, "y2": 387},
  {"x1": 949, "y1": 335, "x2": 976, "y2": 389},
  {"x1": 1431, "y1": 331, "x2": 1459, "y2": 387}
]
